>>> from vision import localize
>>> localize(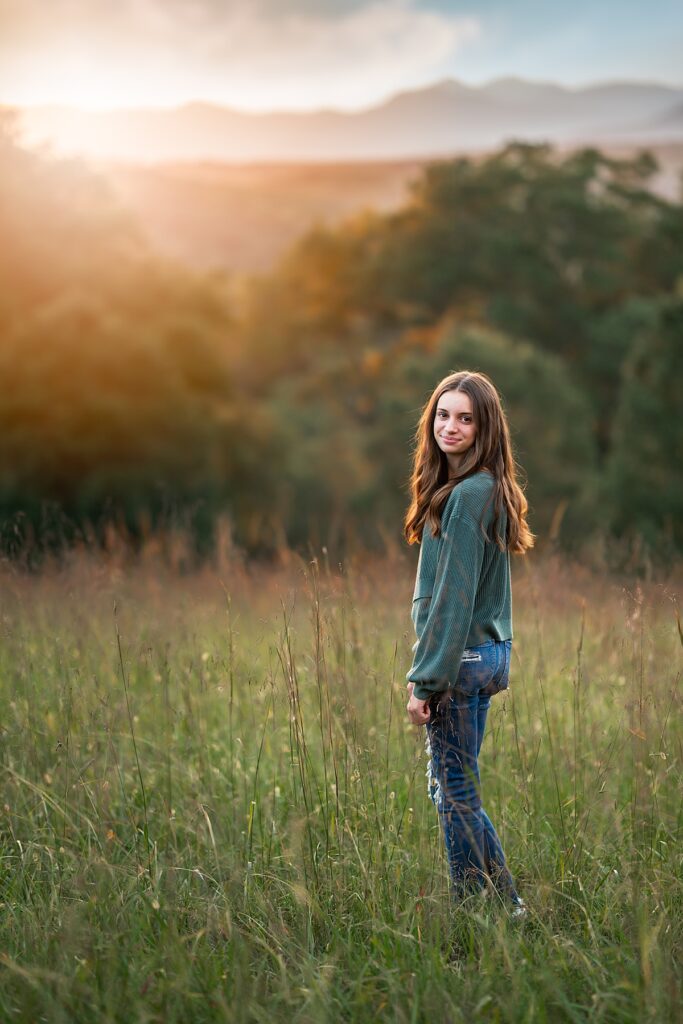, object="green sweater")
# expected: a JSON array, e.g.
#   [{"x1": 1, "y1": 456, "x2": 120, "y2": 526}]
[{"x1": 406, "y1": 470, "x2": 513, "y2": 701}]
